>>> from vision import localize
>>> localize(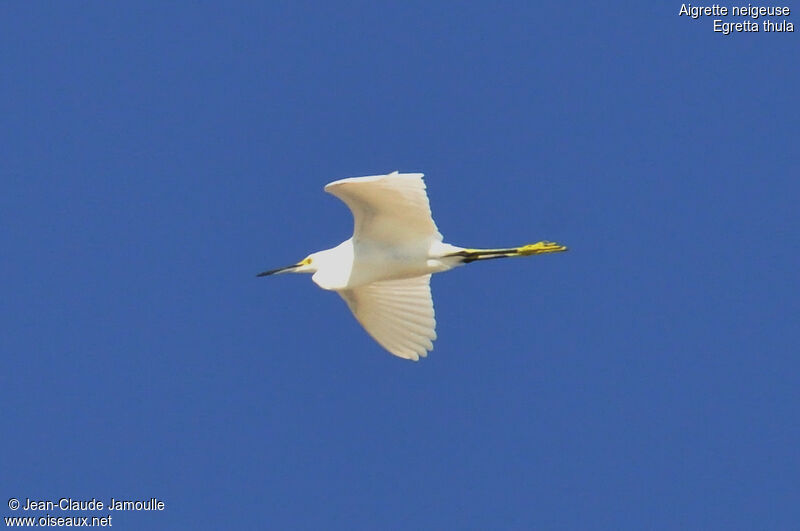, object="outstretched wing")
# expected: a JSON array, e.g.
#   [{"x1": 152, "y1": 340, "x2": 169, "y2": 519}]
[
  {"x1": 338, "y1": 275, "x2": 437, "y2": 361},
  {"x1": 324, "y1": 171, "x2": 443, "y2": 245}
]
